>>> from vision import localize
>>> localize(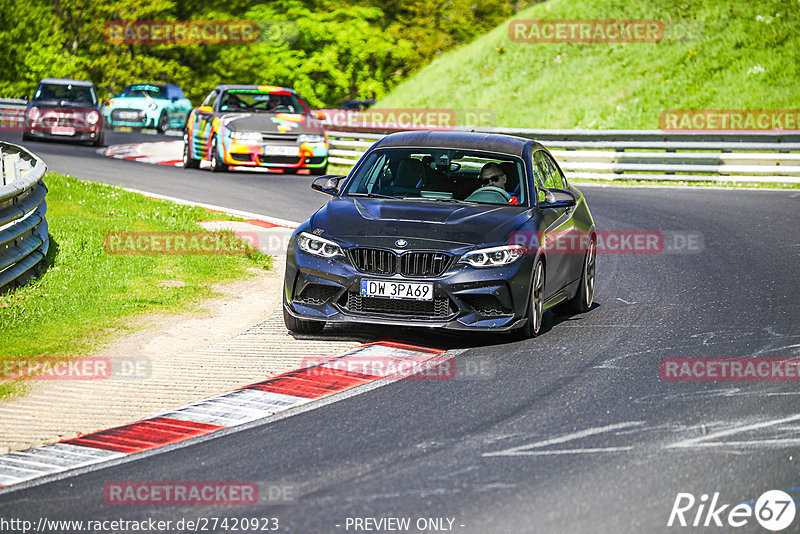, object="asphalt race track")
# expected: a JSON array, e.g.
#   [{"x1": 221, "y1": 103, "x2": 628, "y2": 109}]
[
  {"x1": 2, "y1": 131, "x2": 800, "y2": 533},
  {"x1": 1, "y1": 131, "x2": 326, "y2": 223}
]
